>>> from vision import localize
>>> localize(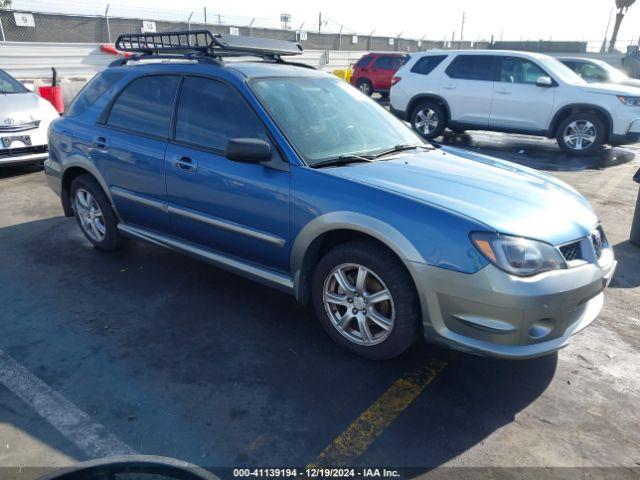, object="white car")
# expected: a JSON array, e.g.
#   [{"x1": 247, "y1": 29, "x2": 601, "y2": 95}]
[
  {"x1": 559, "y1": 57, "x2": 640, "y2": 88},
  {"x1": 389, "y1": 50, "x2": 640, "y2": 155},
  {"x1": 0, "y1": 68, "x2": 59, "y2": 166}
]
